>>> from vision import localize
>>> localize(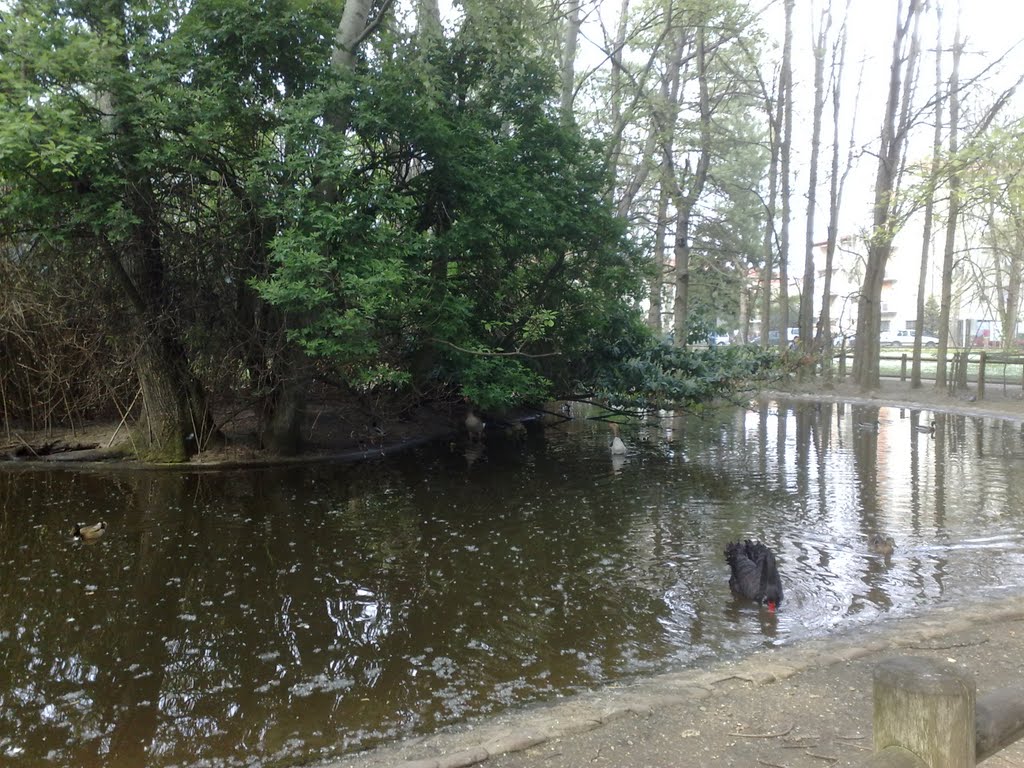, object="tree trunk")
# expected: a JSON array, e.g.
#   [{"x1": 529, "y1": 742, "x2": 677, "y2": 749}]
[
  {"x1": 738, "y1": 282, "x2": 750, "y2": 343},
  {"x1": 604, "y1": 0, "x2": 631, "y2": 190},
  {"x1": 1004, "y1": 227, "x2": 1023, "y2": 351},
  {"x1": 647, "y1": 181, "x2": 671, "y2": 333},
  {"x1": 990, "y1": 212, "x2": 1024, "y2": 352},
  {"x1": 672, "y1": 206, "x2": 692, "y2": 344},
  {"x1": 103, "y1": 201, "x2": 217, "y2": 462},
  {"x1": 559, "y1": 0, "x2": 581, "y2": 125},
  {"x1": 617, "y1": 28, "x2": 684, "y2": 220},
  {"x1": 260, "y1": 0, "x2": 392, "y2": 455},
  {"x1": 96, "y1": 5, "x2": 218, "y2": 461},
  {"x1": 853, "y1": 0, "x2": 923, "y2": 390},
  {"x1": 759, "y1": 72, "x2": 783, "y2": 348},
  {"x1": 671, "y1": 28, "x2": 712, "y2": 346},
  {"x1": 417, "y1": 0, "x2": 442, "y2": 46},
  {"x1": 801, "y1": 2, "x2": 829, "y2": 358},
  {"x1": 818, "y1": 0, "x2": 853, "y2": 383},
  {"x1": 777, "y1": 0, "x2": 794, "y2": 349},
  {"x1": 332, "y1": 0, "x2": 374, "y2": 74},
  {"x1": 912, "y1": 9, "x2": 944, "y2": 388},
  {"x1": 935, "y1": 19, "x2": 961, "y2": 390}
]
